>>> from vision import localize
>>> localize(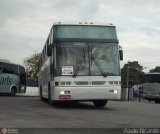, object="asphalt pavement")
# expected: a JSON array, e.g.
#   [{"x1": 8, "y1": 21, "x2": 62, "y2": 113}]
[{"x1": 0, "y1": 95, "x2": 160, "y2": 133}]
